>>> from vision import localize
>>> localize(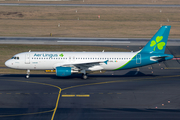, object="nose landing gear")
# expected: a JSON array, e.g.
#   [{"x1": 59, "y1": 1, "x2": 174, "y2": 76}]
[{"x1": 26, "y1": 69, "x2": 30, "y2": 79}]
